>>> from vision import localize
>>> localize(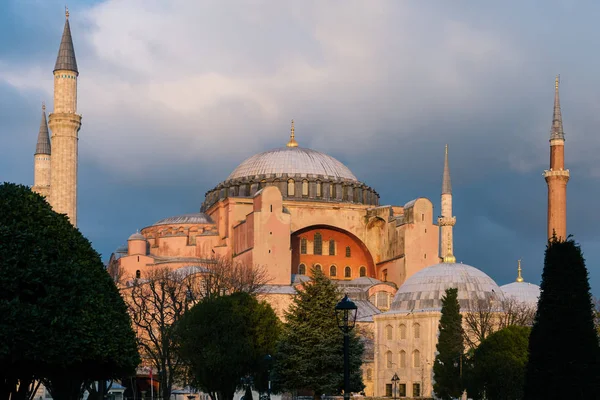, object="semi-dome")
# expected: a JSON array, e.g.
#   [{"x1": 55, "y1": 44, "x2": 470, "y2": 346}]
[
  {"x1": 500, "y1": 282, "x2": 540, "y2": 308},
  {"x1": 389, "y1": 261, "x2": 504, "y2": 313},
  {"x1": 226, "y1": 146, "x2": 358, "y2": 182},
  {"x1": 153, "y1": 213, "x2": 214, "y2": 226}
]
